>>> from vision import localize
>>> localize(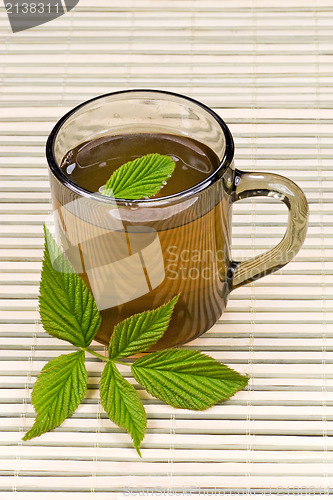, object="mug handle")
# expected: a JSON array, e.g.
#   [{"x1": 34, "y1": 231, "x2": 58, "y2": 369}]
[{"x1": 230, "y1": 169, "x2": 309, "y2": 290}]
